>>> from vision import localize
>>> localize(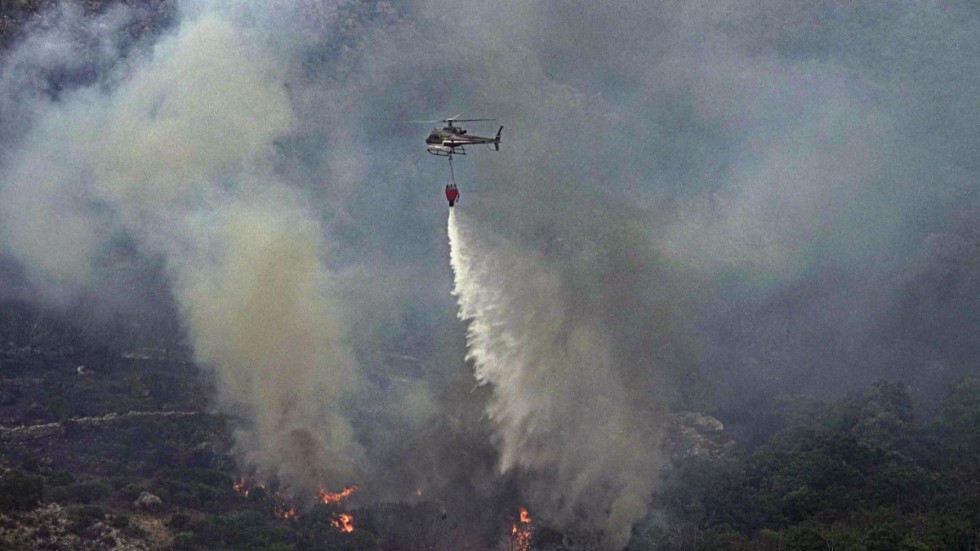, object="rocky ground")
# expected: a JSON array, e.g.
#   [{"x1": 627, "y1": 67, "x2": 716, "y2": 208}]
[
  {"x1": 0, "y1": 300, "x2": 232, "y2": 550},
  {"x1": 1, "y1": 502, "x2": 157, "y2": 551}
]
